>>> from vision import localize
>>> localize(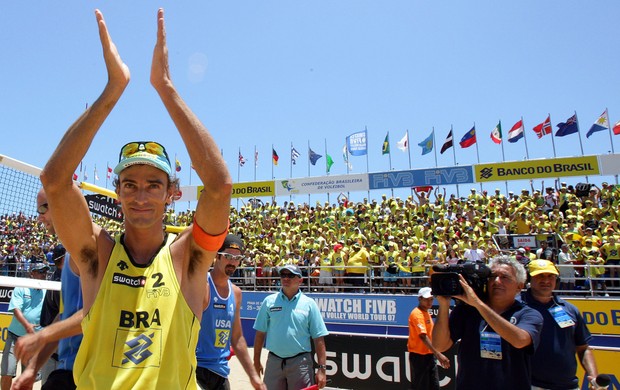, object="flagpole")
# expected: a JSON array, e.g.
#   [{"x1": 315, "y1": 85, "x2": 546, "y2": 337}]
[
  {"x1": 406, "y1": 129, "x2": 412, "y2": 169},
  {"x1": 432, "y1": 128, "x2": 438, "y2": 168},
  {"x1": 106, "y1": 161, "x2": 109, "y2": 189},
  {"x1": 387, "y1": 131, "x2": 392, "y2": 171},
  {"x1": 521, "y1": 116, "x2": 530, "y2": 160},
  {"x1": 253, "y1": 145, "x2": 257, "y2": 181},
  {"x1": 307, "y1": 140, "x2": 311, "y2": 205},
  {"x1": 290, "y1": 142, "x2": 293, "y2": 180},
  {"x1": 365, "y1": 127, "x2": 370, "y2": 200},
  {"x1": 271, "y1": 144, "x2": 275, "y2": 180},
  {"x1": 237, "y1": 147, "x2": 241, "y2": 209},
  {"x1": 549, "y1": 114, "x2": 558, "y2": 158},
  {"x1": 387, "y1": 131, "x2": 393, "y2": 198},
  {"x1": 325, "y1": 138, "x2": 330, "y2": 204},
  {"x1": 473, "y1": 122, "x2": 482, "y2": 192},
  {"x1": 499, "y1": 121, "x2": 508, "y2": 195},
  {"x1": 573, "y1": 111, "x2": 588, "y2": 183},
  {"x1": 451, "y1": 125, "x2": 459, "y2": 198},
  {"x1": 605, "y1": 108, "x2": 618, "y2": 185},
  {"x1": 604, "y1": 108, "x2": 615, "y2": 154}
]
